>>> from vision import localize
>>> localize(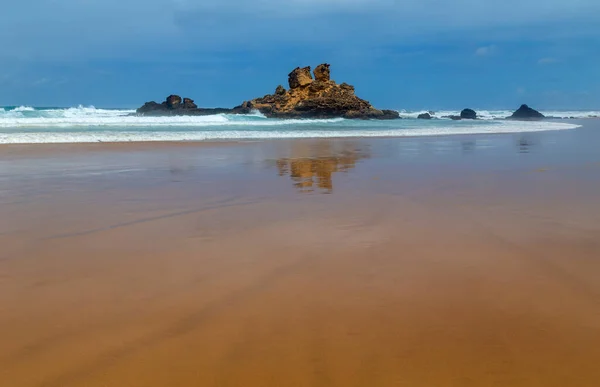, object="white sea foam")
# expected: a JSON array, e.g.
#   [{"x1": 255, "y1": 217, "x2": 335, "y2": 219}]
[
  {"x1": 0, "y1": 121, "x2": 580, "y2": 144},
  {"x1": 0, "y1": 105, "x2": 351, "y2": 127},
  {"x1": 12, "y1": 106, "x2": 36, "y2": 112}
]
